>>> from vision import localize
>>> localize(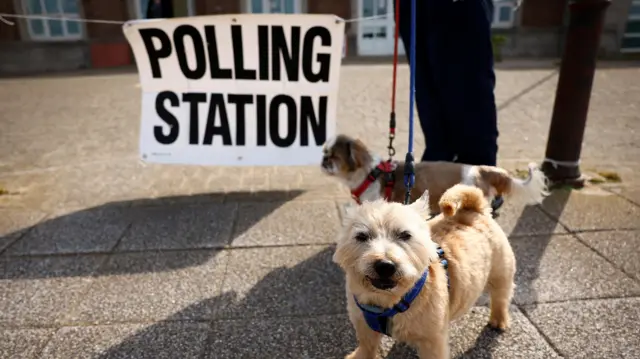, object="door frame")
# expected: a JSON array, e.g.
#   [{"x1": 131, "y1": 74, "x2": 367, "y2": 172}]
[{"x1": 356, "y1": 0, "x2": 404, "y2": 56}]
